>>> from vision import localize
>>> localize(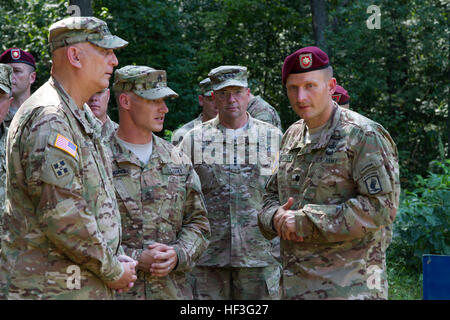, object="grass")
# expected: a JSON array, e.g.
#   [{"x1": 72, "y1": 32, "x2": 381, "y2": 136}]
[{"x1": 387, "y1": 262, "x2": 423, "y2": 300}]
